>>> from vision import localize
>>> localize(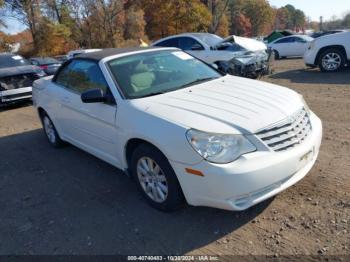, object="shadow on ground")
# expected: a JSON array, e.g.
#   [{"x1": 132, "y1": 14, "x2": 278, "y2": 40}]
[
  {"x1": 269, "y1": 67, "x2": 350, "y2": 85},
  {"x1": 0, "y1": 101, "x2": 32, "y2": 112},
  {"x1": 0, "y1": 129, "x2": 272, "y2": 255}
]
